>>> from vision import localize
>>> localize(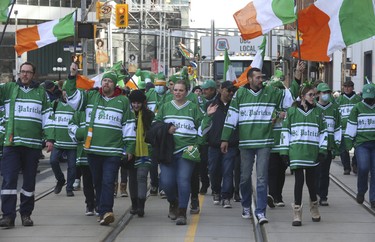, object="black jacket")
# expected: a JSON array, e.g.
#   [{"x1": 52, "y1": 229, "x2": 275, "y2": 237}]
[
  {"x1": 145, "y1": 121, "x2": 174, "y2": 164},
  {"x1": 206, "y1": 94, "x2": 239, "y2": 148}
]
